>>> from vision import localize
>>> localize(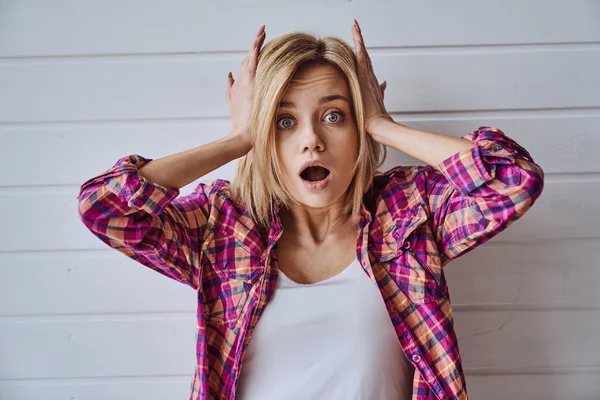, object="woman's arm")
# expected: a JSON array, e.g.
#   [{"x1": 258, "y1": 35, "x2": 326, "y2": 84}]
[
  {"x1": 76, "y1": 135, "x2": 251, "y2": 288},
  {"x1": 137, "y1": 136, "x2": 251, "y2": 190},
  {"x1": 370, "y1": 118, "x2": 545, "y2": 266},
  {"x1": 77, "y1": 153, "x2": 213, "y2": 289},
  {"x1": 386, "y1": 125, "x2": 545, "y2": 265},
  {"x1": 76, "y1": 27, "x2": 267, "y2": 288},
  {"x1": 351, "y1": 20, "x2": 475, "y2": 167},
  {"x1": 351, "y1": 21, "x2": 544, "y2": 264},
  {"x1": 365, "y1": 119, "x2": 475, "y2": 168},
  {"x1": 139, "y1": 25, "x2": 267, "y2": 190}
]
